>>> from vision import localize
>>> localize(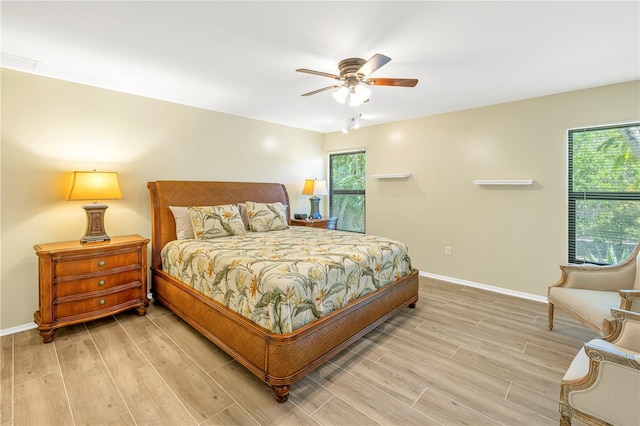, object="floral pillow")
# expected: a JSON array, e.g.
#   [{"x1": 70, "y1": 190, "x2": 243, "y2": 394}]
[
  {"x1": 188, "y1": 205, "x2": 246, "y2": 239},
  {"x1": 245, "y1": 201, "x2": 289, "y2": 232}
]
